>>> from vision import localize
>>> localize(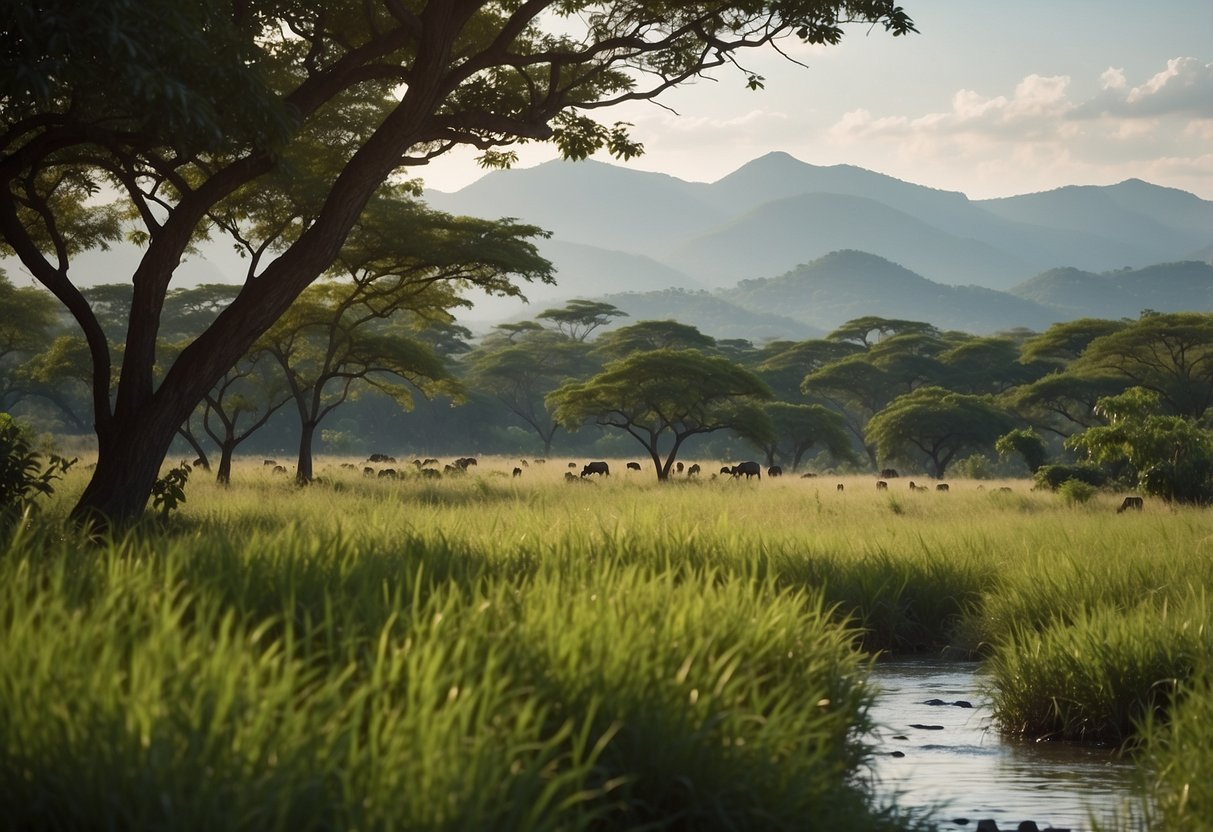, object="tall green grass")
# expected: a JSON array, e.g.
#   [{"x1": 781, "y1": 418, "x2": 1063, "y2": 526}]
[{"x1": 6, "y1": 456, "x2": 1212, "y2": 829}]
